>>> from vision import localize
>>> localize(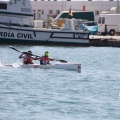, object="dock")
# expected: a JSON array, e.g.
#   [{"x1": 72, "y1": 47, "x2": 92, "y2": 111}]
[{"x1": 90, "y1": 35, "x2": 120, "y2": 47}]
